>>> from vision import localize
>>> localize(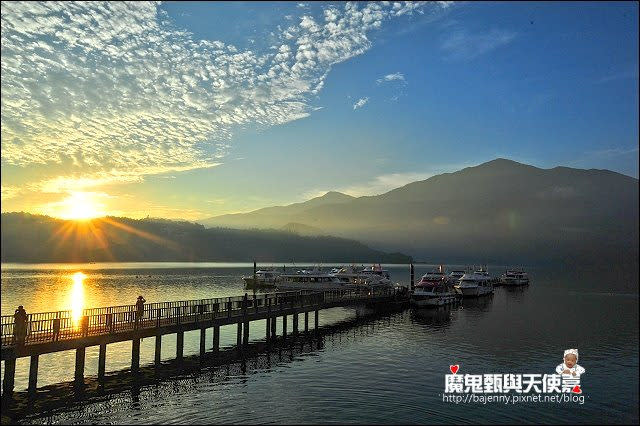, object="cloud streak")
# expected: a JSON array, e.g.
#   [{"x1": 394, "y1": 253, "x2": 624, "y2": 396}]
[
  {"x1": 376, "y1": 72, "x2": 406, "y2": 84},
  {"x1": 353, "y1": 97, "x2": 369, "y2": 110},
  {"x1": 440, "y1": 27, "x2": 517, "y2": 60},
  {"x1": 305, "y1": 163, "x2": 475, "y2": 198}
]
